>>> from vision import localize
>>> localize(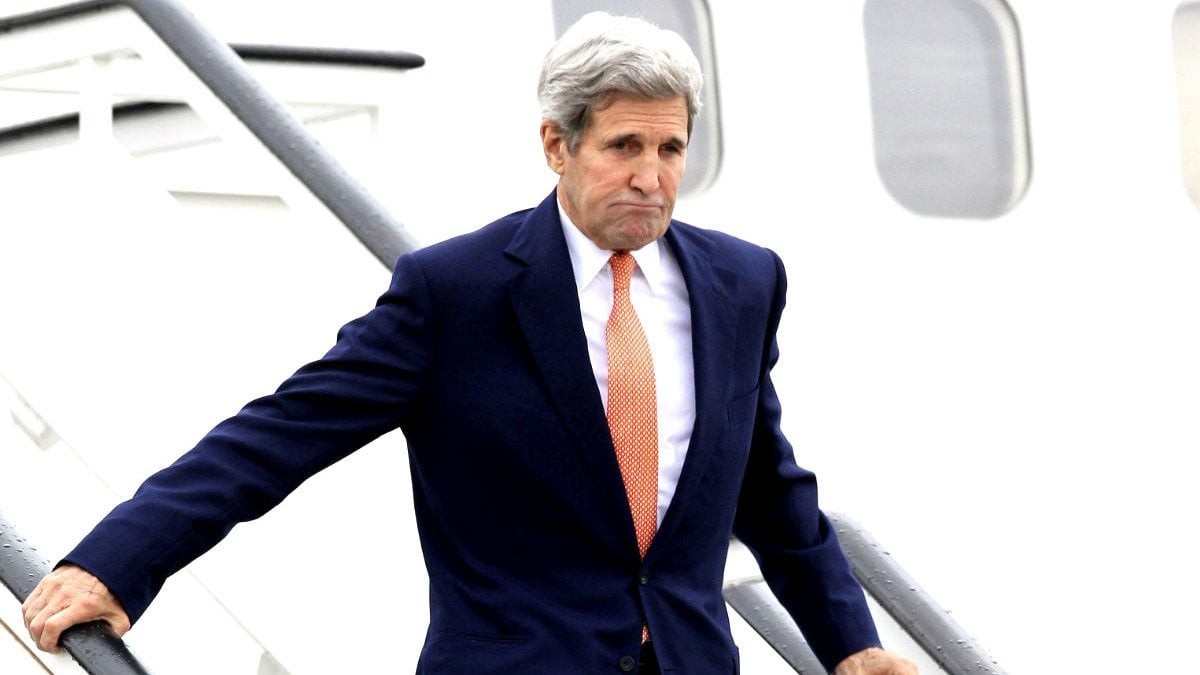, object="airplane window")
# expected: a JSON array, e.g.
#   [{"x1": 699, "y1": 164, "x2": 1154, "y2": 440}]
[
  {"x1": 1174, "y1": 2, "x2": 1200, "y2": 211},
  {"x1": 863, "y1": 0, "x2": 1030, "y2": 218},
  {"x1": 550, "y1": 0, "x2": 722, "y2": 196}
]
